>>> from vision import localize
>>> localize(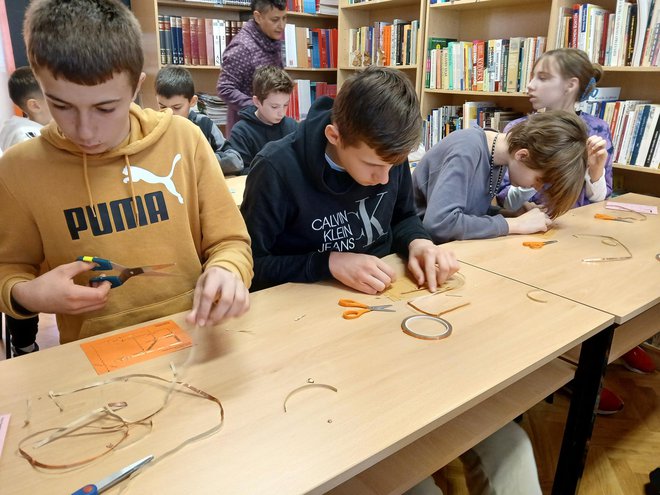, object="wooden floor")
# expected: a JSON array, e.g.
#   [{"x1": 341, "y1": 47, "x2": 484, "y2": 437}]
[
  {"x1": 438, "y1": 347, "x2": 660, "y2": 495},
  {"x1": 2, "y1": 315, "x2": 658, "y2": 494}
]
